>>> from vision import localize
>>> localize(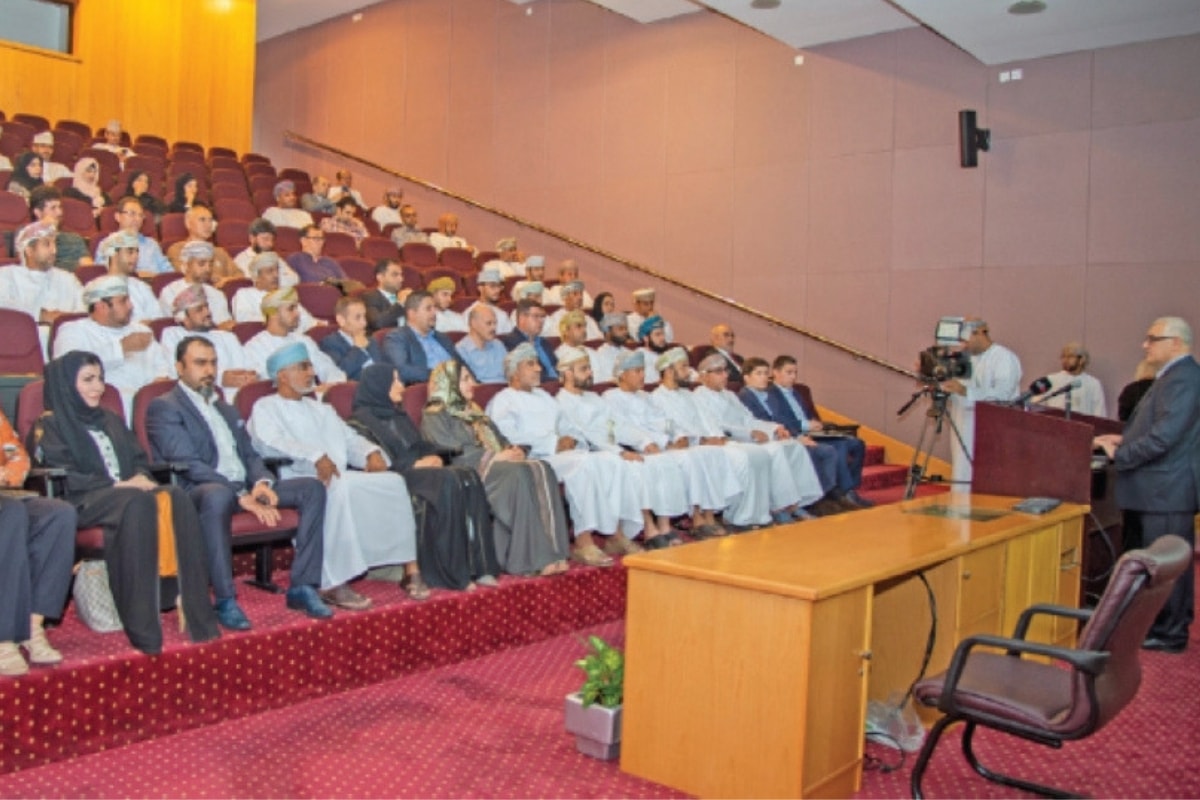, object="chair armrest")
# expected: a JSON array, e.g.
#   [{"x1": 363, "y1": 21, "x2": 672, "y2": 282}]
[
  {"x1": 147, "y1": 462, "x2": 187, "y2": 485},
  {"x1": 432, "y1": 444, "x2": 463, "y2": 459},
  {"x1": 26, "y1": 467, "x2": 67, "y2": 497},
  {"x1": 1012, "y1": 603, "x2": 1094, "y2": 640},
  {"x1": 937, "y1": 634, "x2": 1110, "y2": 711},
  {"x1": 262, "y1": 456, "x2": 293, "y2": 479}
]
